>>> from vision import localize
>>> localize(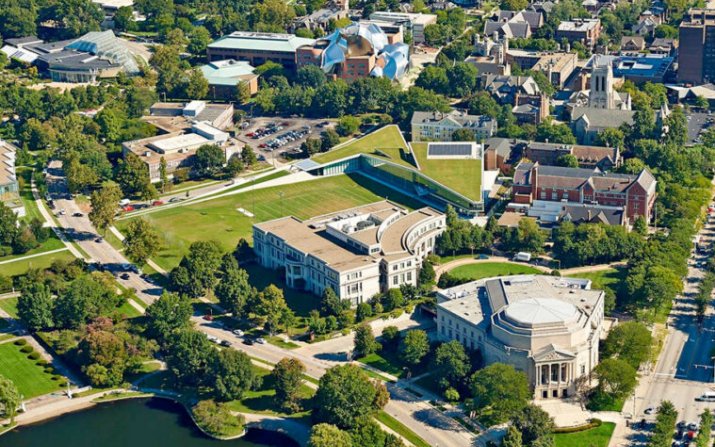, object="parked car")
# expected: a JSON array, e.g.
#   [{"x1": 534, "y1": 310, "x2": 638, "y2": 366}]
[
  {"x1": 256, "y1": 337, "x2": 267, "y2": 344},
  {"x1": 72, "y1": 212, "x2": 83, "y2": 217},
  {"x1": 232, "y1": 329, "x2": 244, "y2": 336},
  {"x1": 220, "y1": 340, "x2": 231, "y2": 347},
  {"x1": 120, "y1": 273, "x2": 130, "y2": 280},
  {"x1": 242, "y1": 337, "x2": 254, "y2": 345},
  {"x1": 152, "y1": 200, "x2": 164, "y2": 207},
  {"x1": 645, "y1": 407, "x2": 655, "y2": 415},
  {"x1": 203, "y1": 314, "x2": 214, "y2": 321}
]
